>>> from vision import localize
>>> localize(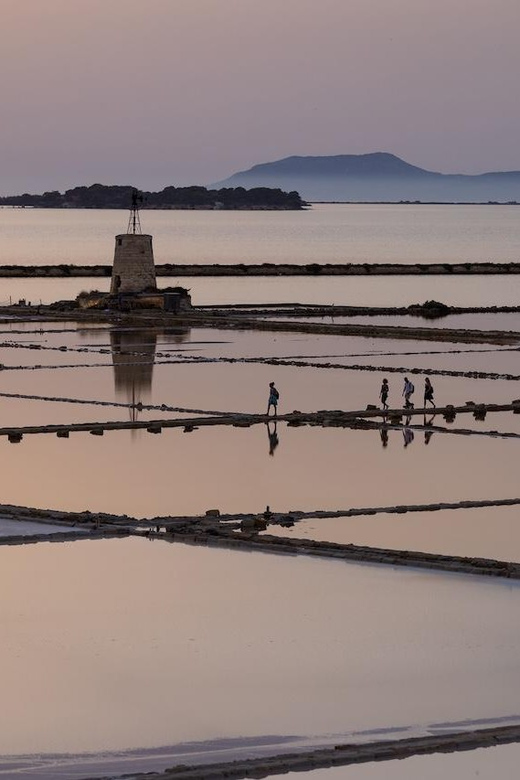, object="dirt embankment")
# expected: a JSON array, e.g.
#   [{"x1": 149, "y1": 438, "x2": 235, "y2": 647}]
[
  {"x1": 122, "y1": 725, "x2": 520, "y2": 779},
  {"x1": 1, "y1": 261, "x2": 520, "y2": 277}
]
